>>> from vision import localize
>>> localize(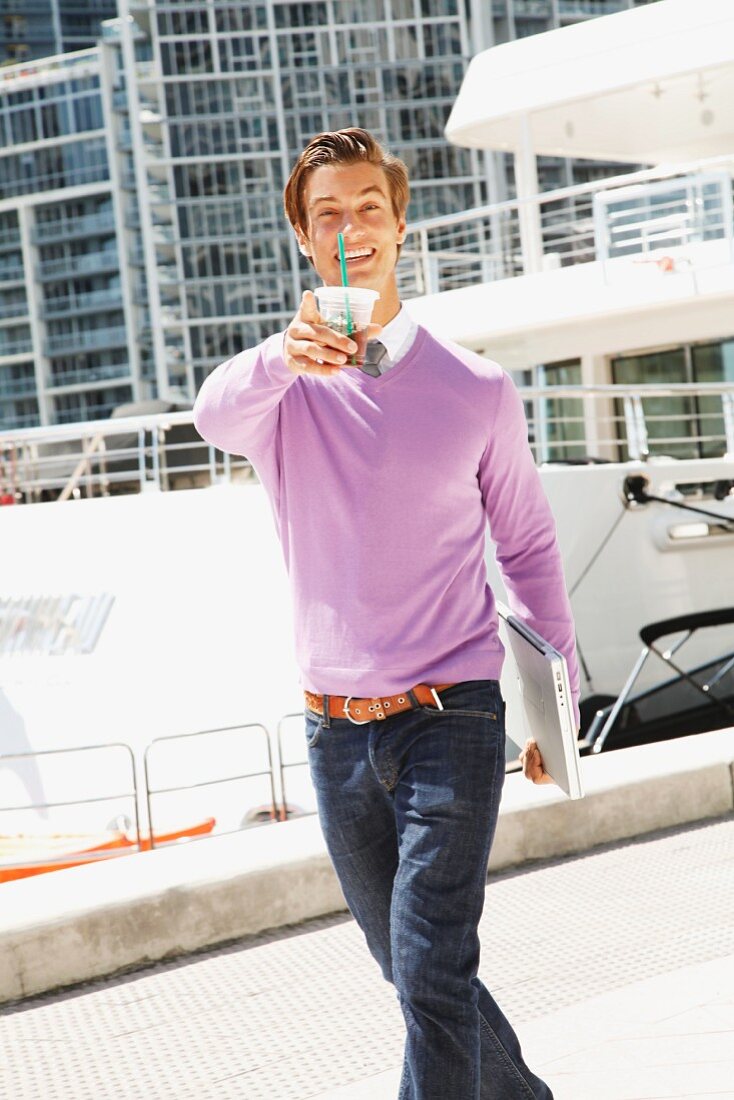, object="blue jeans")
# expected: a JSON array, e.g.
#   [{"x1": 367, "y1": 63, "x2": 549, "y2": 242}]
[{"x1": 305, "y1": 679, "x2": 553, "y2": 1100}]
